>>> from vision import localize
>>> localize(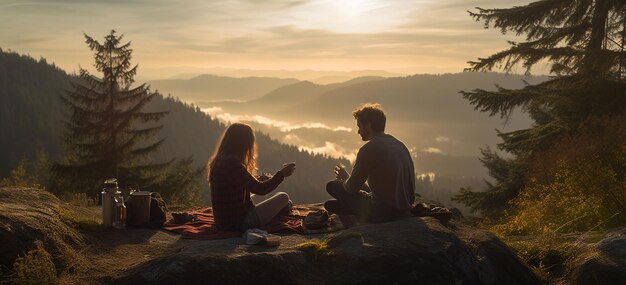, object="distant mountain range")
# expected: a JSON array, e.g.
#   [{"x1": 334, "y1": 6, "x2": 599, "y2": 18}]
[
  {"x1": 183, "y1": 71, "x2": 548, "y2": 210},
  {"x1": 198, "y1": 72, "x2": 548, "y2": 162},
  {"x1": 148, "y1": 74, "x2": 299, "y2": 102},
  {"x1": 139, "y1": 67, "x2": 403, "y2": 84},
  {"x1": 145, "y1": 70, "x2": 548, "y2": 181}
]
